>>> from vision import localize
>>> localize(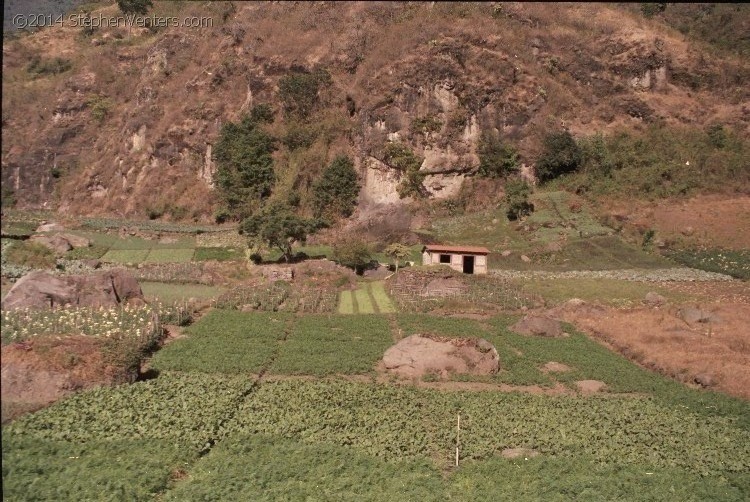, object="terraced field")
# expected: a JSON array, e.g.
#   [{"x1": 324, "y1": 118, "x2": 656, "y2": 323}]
[
  {"x1": 4, "y1": 309, "x2": 749, "y2": 501},
  {"x1": 338, "y1": 281, "x2": 396, "y2": 314}
]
